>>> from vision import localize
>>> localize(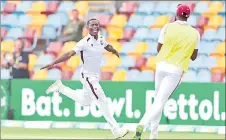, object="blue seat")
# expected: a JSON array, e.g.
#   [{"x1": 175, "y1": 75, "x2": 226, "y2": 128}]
[
  {"x1": 153, "y1": 2, "x2": 170, "y2": 14},
  {"x1": 36, "y1": 54, "x2": 55, "y2": 66},
  {"x1": 57, "y1": 1, "x2": 74, "y2": 13},
  {"x1": 183, "y1": 70, "x2": 197, "y2": 82},
  {"x1": 133, "y1": 28, "x2": 149, "y2": 41},
  {"x1": 121, "y1": 42, "x2": 136, "y2": 53},
  {"x1": 126, "y1": 14, "x2": 144, "y2": 28},
  {"x1": 146, "y1": 42, "x2": 157, "y2": 53},
  {"x1": 137, "y1": 70, "x2": 154, "y2": 81},
  {"x1": 136, "y1": 2, "x2": 154, "y2": 14},
  {"x1": 100, "y1": 28, "x2": 107, "y2": 37},
  {"x1": 203, "y1": 57, "x2": 217, "y2": 68},
  {"x1": 46, "y1": 13, "x2": 69, "y2": 28},
  {"x1": 190, "y1": 54, "x2": 208, "y2": 69},
  {"x1": 142, "y1": 16, "x2": 156, "y2": 28},
  {"x1": 1, "y1": 69, "x2": 10, "y2": 79},
  {"x1": 15, "y1": 1, "x2": 32, "y2": 13},
  {"x1": 42, "y1": 26, "x2": 57, "y2": 40},
  {"x1": 18, "y1": 14, "x2": 32, "y2": 28},
  {"x1": 194, "y1": 2, "x2": 209, "y2": 13},
  {"x1": 5, "y1": 27, "x2": 23, "y2": 40},
  {"x1": 197, "y1": 69, "x2": 211, "y2": 82},
  {"x1": 202, "y1": 29, "x2": 217, "y2": 41},
  {"x1": 146, "y1": 28, "x2": 161, "y2": 40},
  {"x1": 2, "y1": 14, "x2": 18, "y2": 27},
  {"x1": 126, "y1": 69, "x2": 140, "y2": 81},
  {"x1": 47, "y1": 69, "x2": 62, "y2": 80},
  {"x1": 168, "y1": 1, "x2": 181, "y2": 13},
  {"x1": 187, "y1": 15, "x2": 197, "y2": 27},
  {"x1": 199, "y1": 41, "x2": 217, "y2": 54},
  {"x1": 212, "y1": 27, "x2": 225, "y2": 41},
  {"x1": 121, "y1": 56, "x2": 135, "y2": 67}
]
